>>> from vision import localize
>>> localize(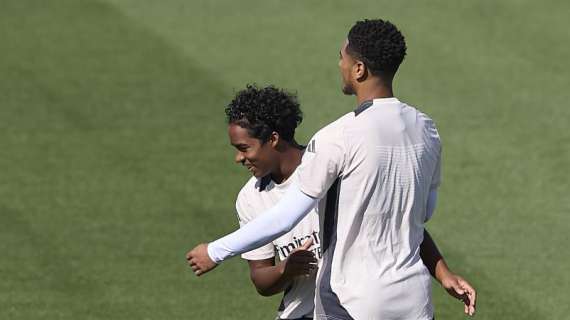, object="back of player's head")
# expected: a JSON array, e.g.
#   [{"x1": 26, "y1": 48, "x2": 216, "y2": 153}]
[
  {"x1": 347, "y1": 19, "x2": 407, "y2": 77},
  {"x1": 225, "y1": 84, "x2": 303, "y2": 143}
]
